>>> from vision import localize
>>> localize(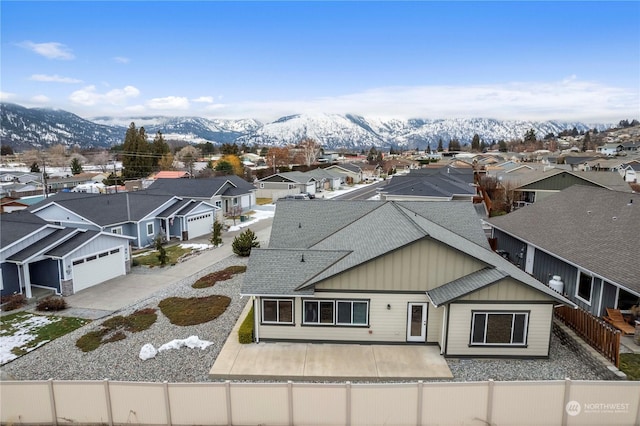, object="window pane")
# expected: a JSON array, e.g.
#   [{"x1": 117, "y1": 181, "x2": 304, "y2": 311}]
[
  {"x1": 304, "y1": 301, "x2": 318, "y2": 323},
  {"x1": 472, "y1": 313, "x2": 486, "y2": 343},
  {"x1": 513, "y1": 314, "x2": 527, "y2": 344},
  {"x1": 353, "y1": 302, "x2": 367, "y2": 324},
  {"x1": 279, "y1": 301, "x2": 293, "y2": 323},
  {"x1": 263, "y1": 301, "x2": 277, "y2": 322},
  {"x1": 486, "y1": 314, "x2": 512, "y2": 344},
  {"x1": 578, "y1": 273, "x2": 592, "y2": 301},
  {"x1": 320, "y1": 301, "x2": 334, "y2": 323},
  {"x1": 337, "y1": 302, "x2": 351, "y2": 323}
]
